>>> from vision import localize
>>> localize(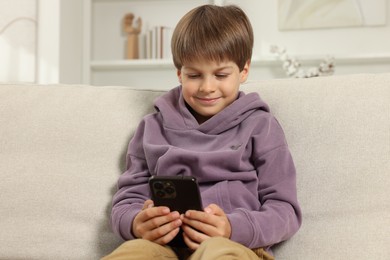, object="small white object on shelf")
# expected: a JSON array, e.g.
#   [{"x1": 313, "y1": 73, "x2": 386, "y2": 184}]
[{"x1": 270, "y1": 45, "x2": 335, "y2": 78}]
